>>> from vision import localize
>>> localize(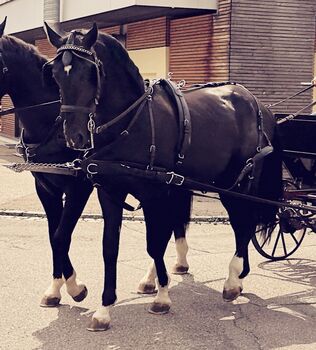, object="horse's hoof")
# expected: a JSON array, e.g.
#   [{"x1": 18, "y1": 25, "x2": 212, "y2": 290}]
[
  {"x1": 72, "y1": 286, "x2": 88, "y2": 302},
  {"x1": 137, "y1": 283, "x2": 157, "y2": 294},
  {"x1": 87, "y1": 318, "x2": 110, "y2": 332},
  {"x1": 172, "y1": 264, "x2": 189, "y2": 275},
  {"x1": 222, "y1": 287, "x2": 243, "y2": 302},
  {"x1": 148, "y1": 302, "x2": 170, "y2": 314},
  {"x1": 40, "y1": 296, "x2": 61, "y2": 307}
]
